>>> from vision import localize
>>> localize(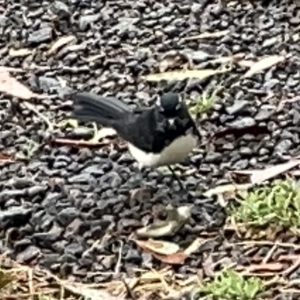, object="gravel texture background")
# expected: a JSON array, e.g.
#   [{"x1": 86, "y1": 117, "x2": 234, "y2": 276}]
[{"x1": 1, "y1": 0, "x2": 300, "y2": 298}]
